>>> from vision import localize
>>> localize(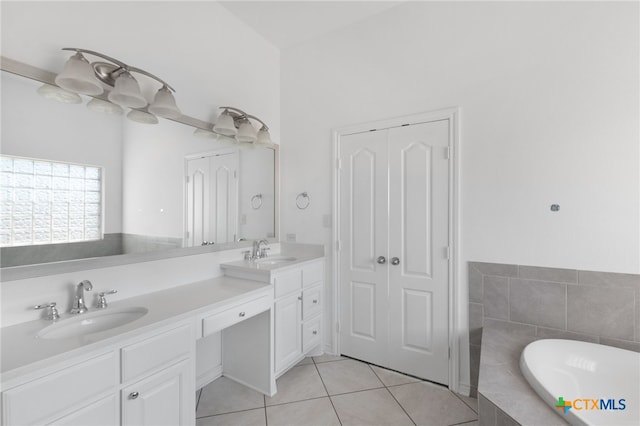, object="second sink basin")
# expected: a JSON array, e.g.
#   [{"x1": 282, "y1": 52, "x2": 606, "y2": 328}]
[
  {"x1": 37, "y1": 307, "x2": 148, "y2": 340},
  {"x1": 254, "y1": 256, "x2": 297, "y2": 266}
]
